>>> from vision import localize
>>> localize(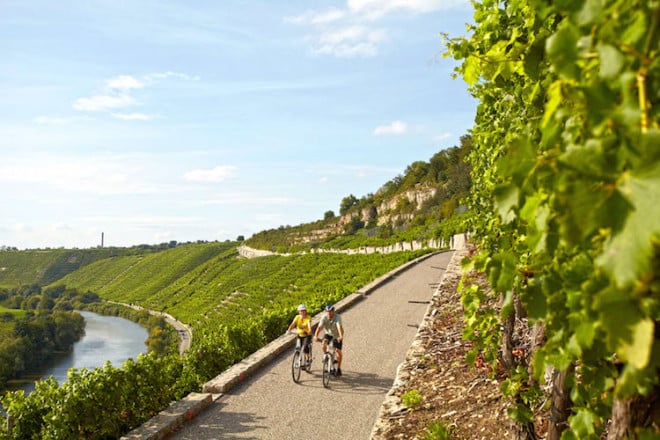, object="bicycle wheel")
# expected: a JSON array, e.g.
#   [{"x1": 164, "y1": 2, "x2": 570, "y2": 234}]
[
  {"x1": 291, "y1": 350, "x2": 302, "y2": 383},
  {"x1": 322, "y1": 354, "x2": 331, "y2": 388},
  {"x1": 307, "y1": 345, "x2": 313, "y2": 371}
]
